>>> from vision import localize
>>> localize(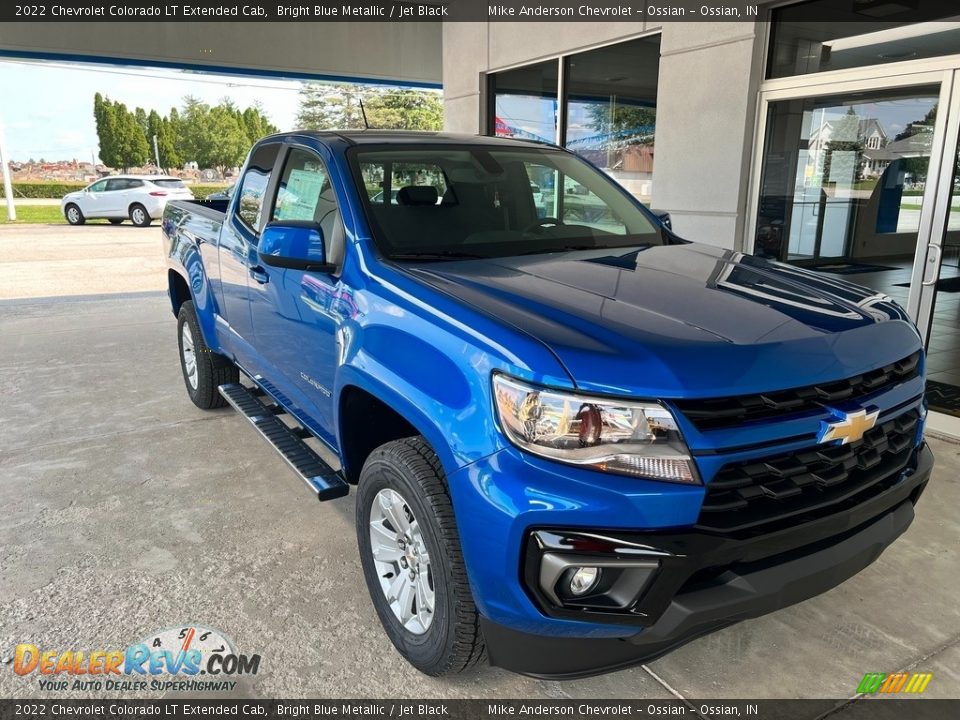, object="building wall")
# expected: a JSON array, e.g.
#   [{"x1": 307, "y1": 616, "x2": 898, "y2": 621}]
[
  {"x1": 442, "y1": 21, "x2": 767, "y2": 249},
  {"x1": 0, "y1": 22, "x2": 442, "y2": 86}
]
